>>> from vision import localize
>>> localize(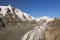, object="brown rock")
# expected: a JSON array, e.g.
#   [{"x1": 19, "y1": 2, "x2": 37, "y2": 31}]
[{"x1": 45, "y1": 18, "x2": 60, "y2": 40}]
